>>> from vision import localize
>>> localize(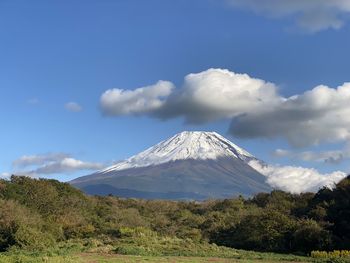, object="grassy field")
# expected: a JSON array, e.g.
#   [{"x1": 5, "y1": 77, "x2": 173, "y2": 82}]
[
  {"x1": 0, "y1": 251, "x2": 312, "y2": 263},
  {"x1": 78, "y1": 253, "x2": 311, "y2": 263},
  {"x1": 0, "y1": 234, "x2": 313, "y2": 263},
  {"x1": 0, "y1": 228, "x2": 315, "y2": 263}
]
